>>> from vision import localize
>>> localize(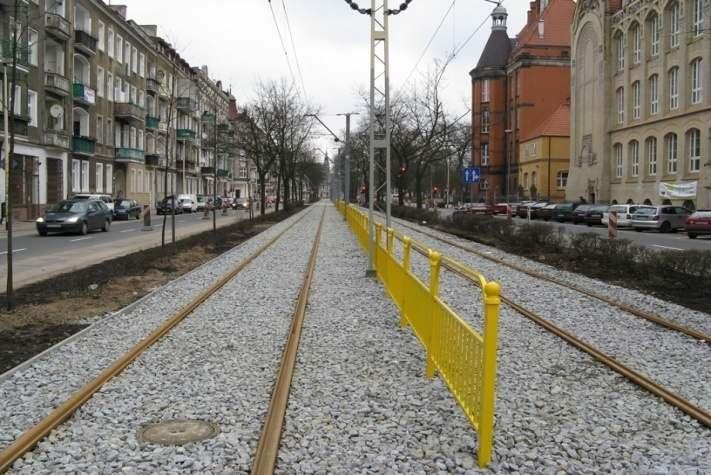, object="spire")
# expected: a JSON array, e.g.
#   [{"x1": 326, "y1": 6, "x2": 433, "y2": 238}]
[{"x1": 492, "y1": 4, "x2": 508, "y2": 31}]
